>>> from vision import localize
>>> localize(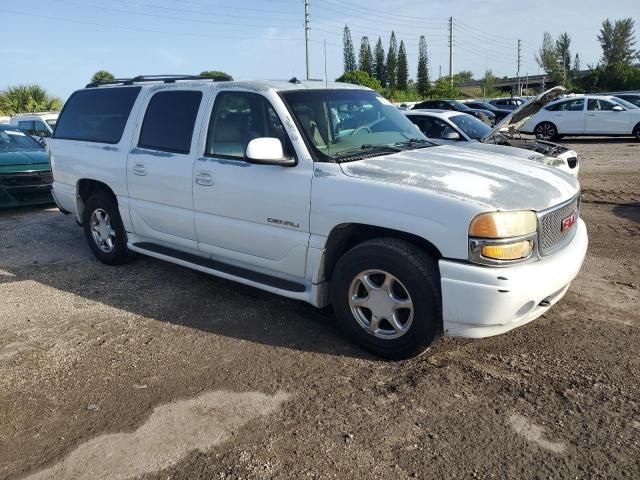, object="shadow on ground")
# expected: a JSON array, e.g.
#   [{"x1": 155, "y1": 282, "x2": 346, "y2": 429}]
[{"x1": 0, "y1": 208, "x2": 374, "y2": 360}]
